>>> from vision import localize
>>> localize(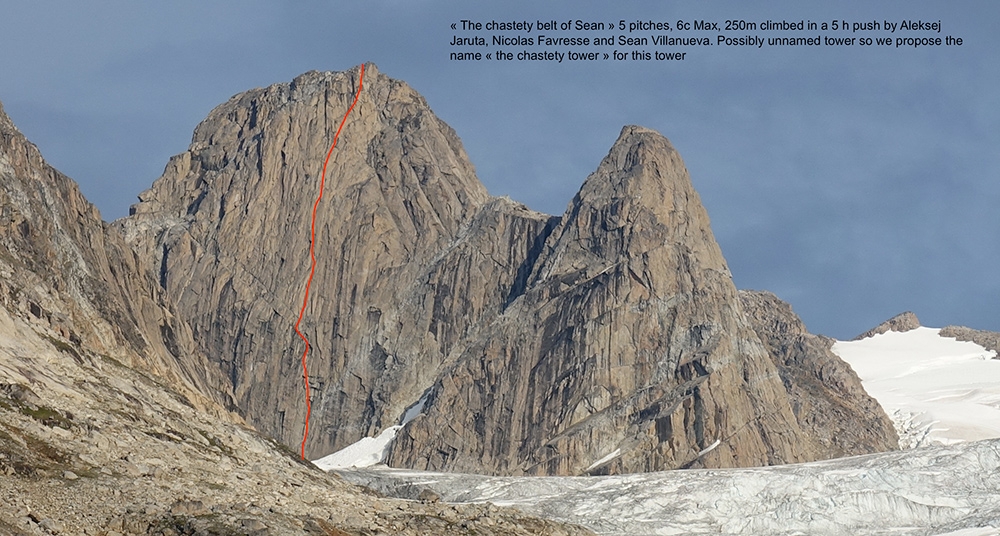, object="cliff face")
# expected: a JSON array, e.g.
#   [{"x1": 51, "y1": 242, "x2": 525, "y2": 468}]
[
  {"x1": 118, "y1": 65, "x2": 897, "y2": 473},
  {"x1": 0, "y1": 100, "x2": 231, "y2": 411},
  {"x1": 117, "y1": 64, "x2": 511, "y2": 457},
  {"x1": 390, "y1": 126, "x2": 819, "y2": 474}
]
